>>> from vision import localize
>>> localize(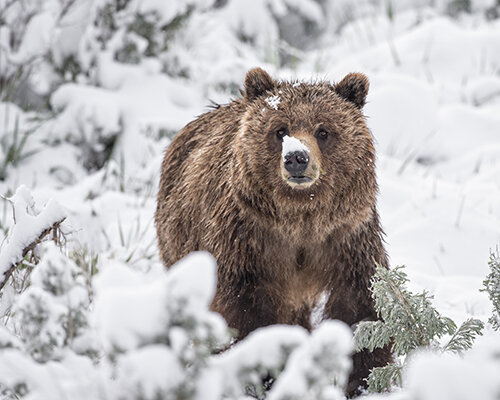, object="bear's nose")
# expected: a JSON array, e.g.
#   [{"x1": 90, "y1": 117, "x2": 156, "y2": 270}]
[{"x1": 284, "y1": 151, "x2": 309, "y2": 175}]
